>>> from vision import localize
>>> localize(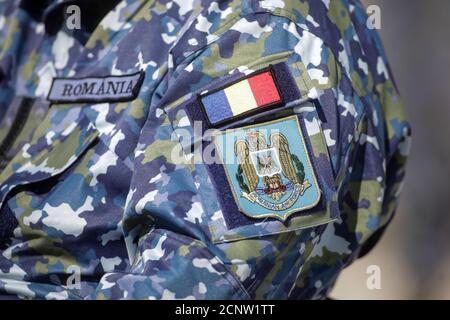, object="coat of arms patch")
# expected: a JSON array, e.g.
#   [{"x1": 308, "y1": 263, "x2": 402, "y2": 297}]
[{"x1": 214, "y1": 116, "x2": 321, "y2": 221}]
